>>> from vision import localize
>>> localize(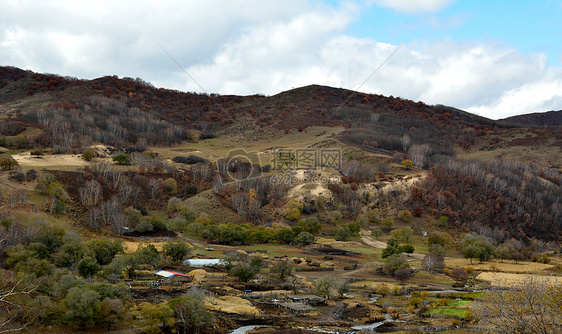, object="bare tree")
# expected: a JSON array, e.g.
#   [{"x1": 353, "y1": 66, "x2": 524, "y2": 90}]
[
  {"x1": 0, "y1": 271, "x2": 38, "y2": 333},
  {"x1": 340, "y1": 160, "x2": 359, "y2": 177},
  {"x1": 100, "y1": 197, "x2": 121, "y2": 227},
  {"x1": 474, "y1": 275, "x2": 562, "y2": 334},
  {"x1": 79, "y1": 180, "x2": 102, "y2": 208},
  {"x1": 85, "y1": 207, "x2": 102, "y2": 230},
  {"x1": 110, "y1": 213, "x2": 128, "y2": 236}
]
